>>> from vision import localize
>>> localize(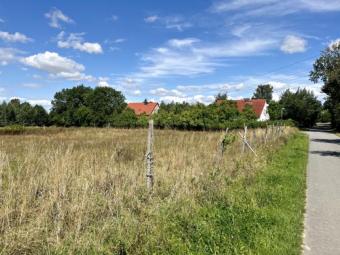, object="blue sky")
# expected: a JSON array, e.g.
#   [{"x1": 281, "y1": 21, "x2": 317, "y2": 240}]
[{"x1": 0, "y1": 0, "x2": 340, "y2": 109}]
